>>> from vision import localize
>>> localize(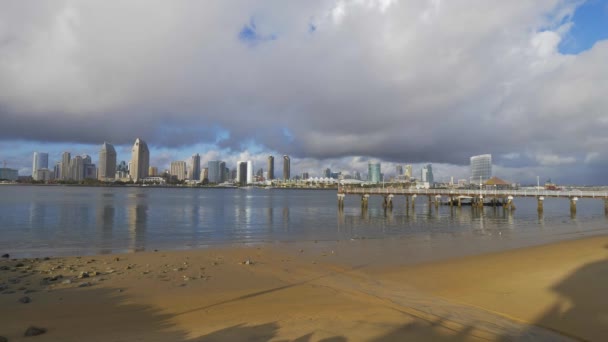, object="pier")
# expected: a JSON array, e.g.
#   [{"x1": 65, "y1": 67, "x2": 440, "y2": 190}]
[{"x1": 337, "y1": 188, "x2": 608, "y2": 214}]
